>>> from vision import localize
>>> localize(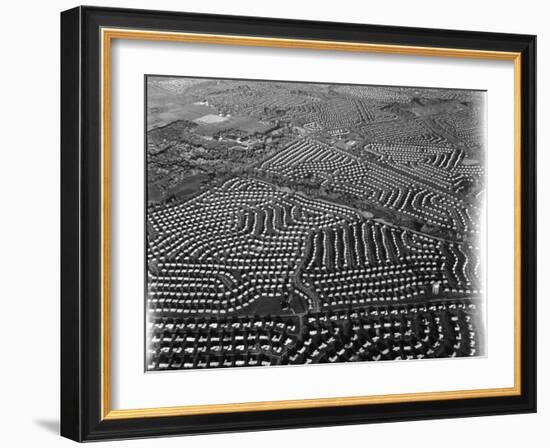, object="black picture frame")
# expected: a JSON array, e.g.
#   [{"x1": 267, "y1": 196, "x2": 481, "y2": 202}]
[{"x1": 61, "y1": 5, "x2": 536, "y2": 442}]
